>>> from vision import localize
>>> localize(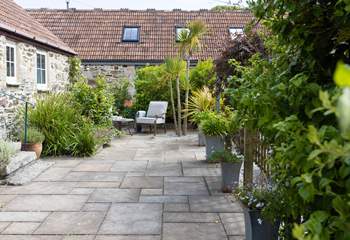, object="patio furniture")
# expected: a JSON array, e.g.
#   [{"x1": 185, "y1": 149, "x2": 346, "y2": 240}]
[
  {"x1": 135, "y1": 101, "x2": 168, "y2": 136},
  {"x1": 112, "y1": 116, "x2": 134, "y2": 135}
]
